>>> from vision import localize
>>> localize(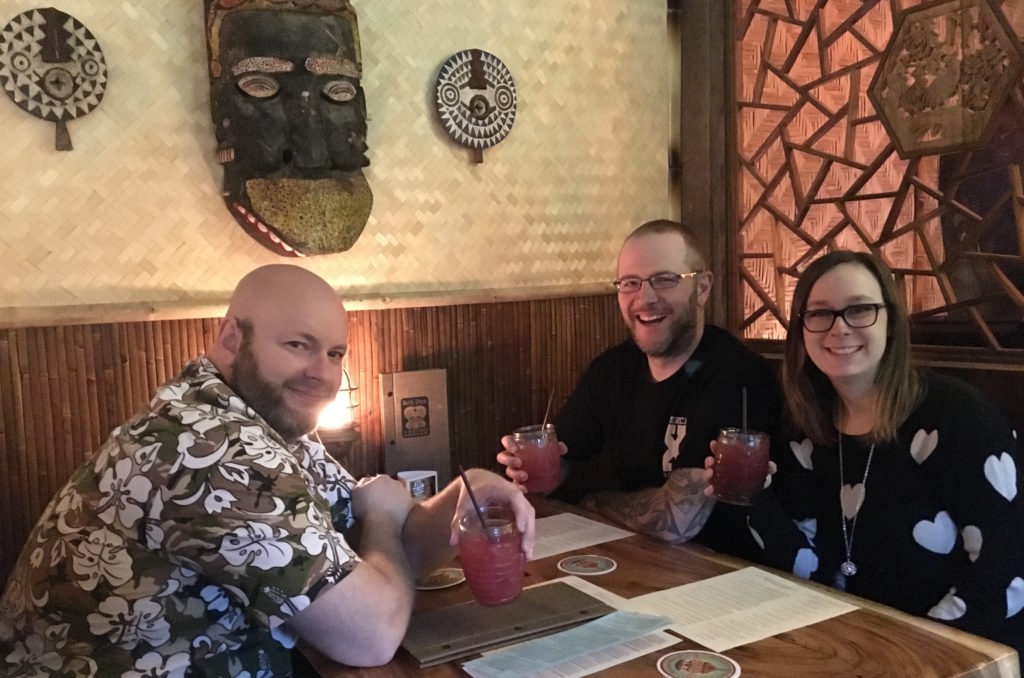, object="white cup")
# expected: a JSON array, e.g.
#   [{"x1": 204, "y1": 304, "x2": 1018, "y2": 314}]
[{"x1": 397, "y1": 470, "x2": 438, "y2": 502}]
